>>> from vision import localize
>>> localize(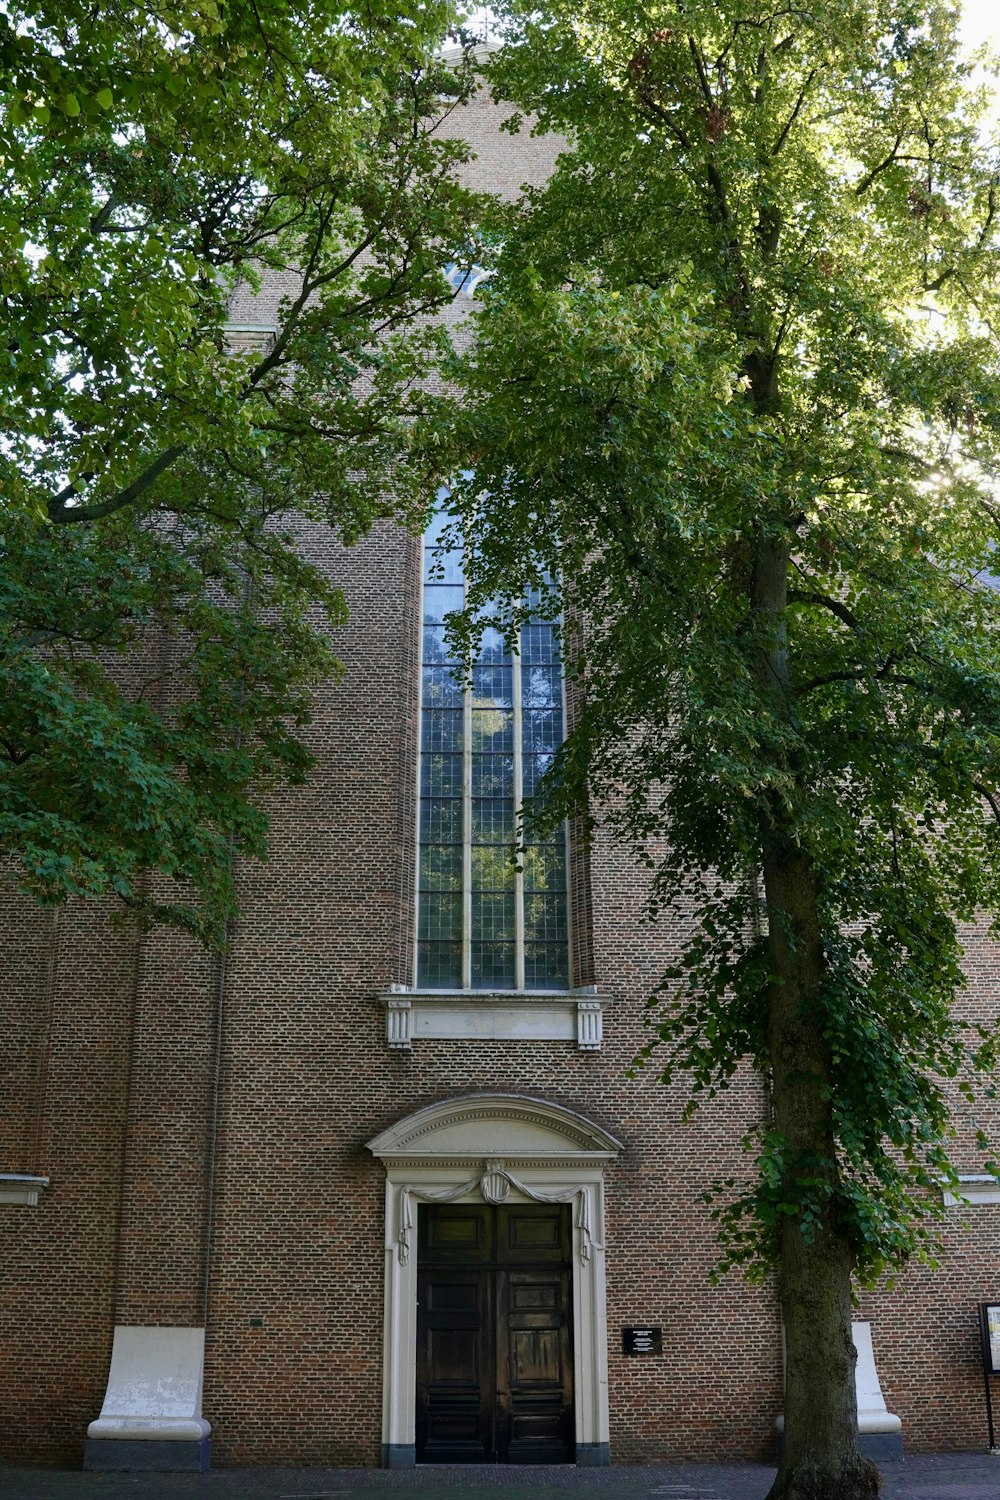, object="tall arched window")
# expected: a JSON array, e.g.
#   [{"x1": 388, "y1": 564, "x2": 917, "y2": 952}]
[{"x1": 417, "y1": 496, "x2": 570, "y2": 991}]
